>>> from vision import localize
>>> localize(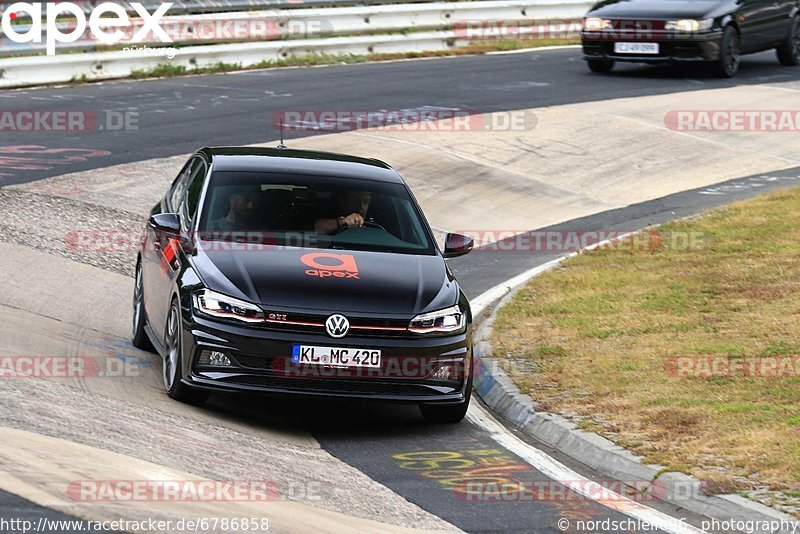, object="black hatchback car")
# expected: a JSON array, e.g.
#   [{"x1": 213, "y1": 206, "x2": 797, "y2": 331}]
[
  {"x1": 132, "y1": 147, "x2": 475, "y2": 423},
  {"x1": 581, "y1": 0, "x2": 800, "y2": 76}
]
